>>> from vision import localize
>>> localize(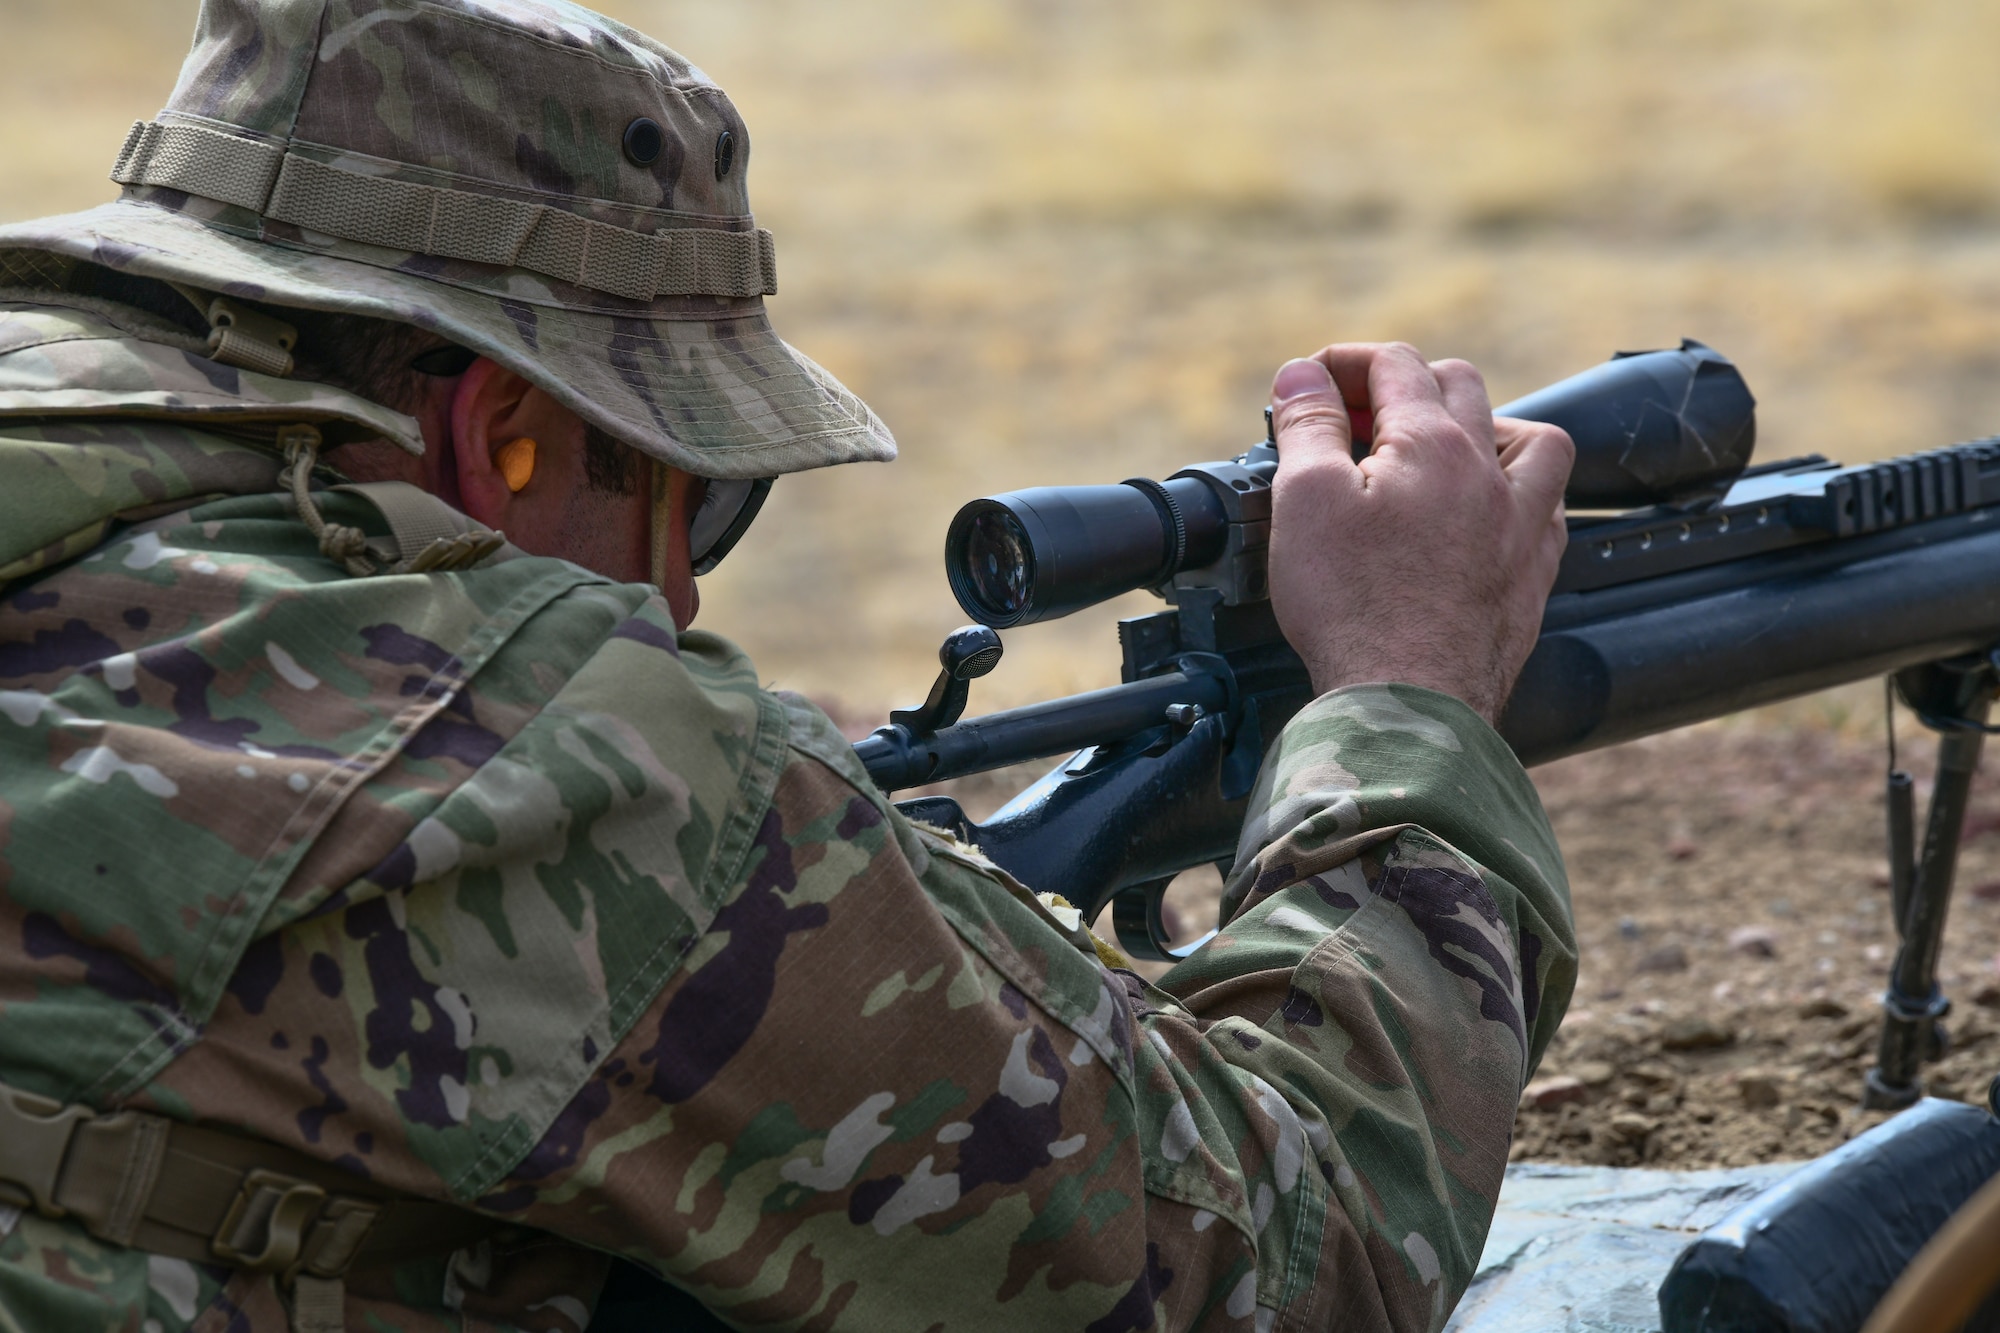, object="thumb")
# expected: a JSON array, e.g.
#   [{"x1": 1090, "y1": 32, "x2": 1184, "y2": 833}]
[
  {"x1": 1495, "y1": 417, "x2": 1575, "y2": 516},
  {"x1": 1270, "y1": 358, "x2": 1356, "y2": 469}
]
